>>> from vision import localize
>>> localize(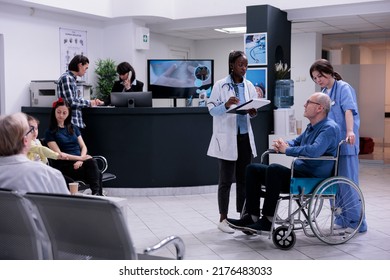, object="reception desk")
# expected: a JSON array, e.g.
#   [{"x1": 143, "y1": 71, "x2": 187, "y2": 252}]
[{"x1": 22, "y1": 106, "x2": 272, "y2": 188}]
